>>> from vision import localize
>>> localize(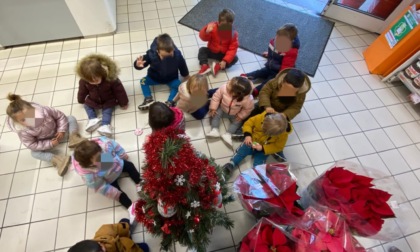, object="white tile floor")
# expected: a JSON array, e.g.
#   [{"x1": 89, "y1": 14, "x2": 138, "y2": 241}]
[{"x1": 0, "y1": 0, "x2": 420, "y2": 251}]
